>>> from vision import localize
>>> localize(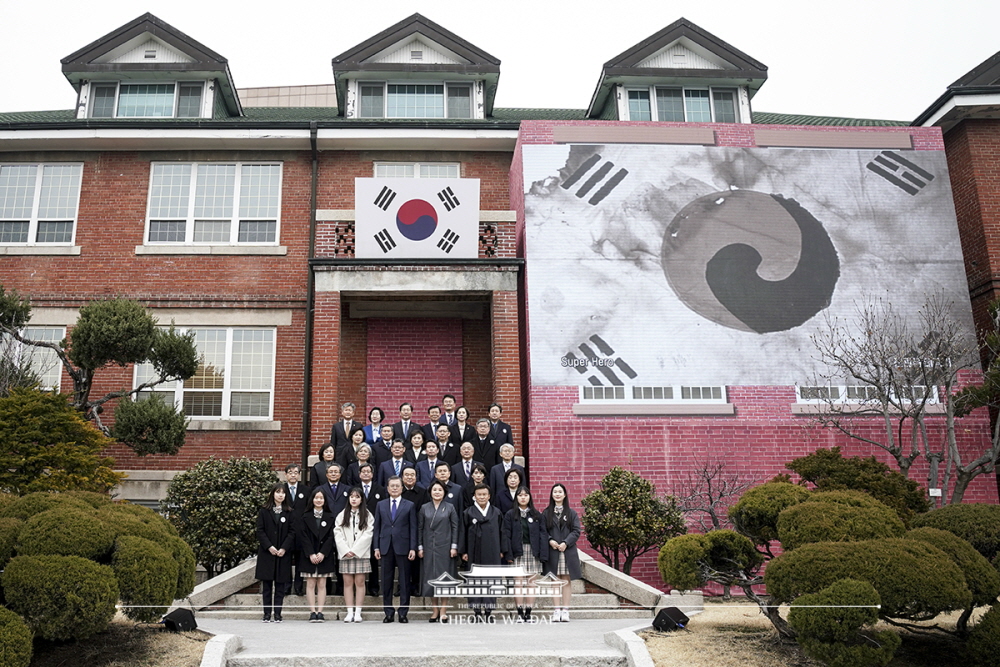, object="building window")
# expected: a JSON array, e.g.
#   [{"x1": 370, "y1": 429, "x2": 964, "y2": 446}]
[
  {"x1": 146, "y1": 163, "x2": 281, "y2": 245},
  {"x1": 796, "y1": 385, "x2": 938, "y2": 404},
  {"x1": 359, "y1": 82, "x2": 473, "y2": 119},
  {"x1": 0, "y1": 164, "x2": 82, "y2": 245},
  {"x1": 136, "y1": 327, "x2": 275, "y2": 419},
  {"x1": 625, "y1": 86, "x2": 740, "y2": 123},
  {"x1": 89, "y1": 82, "x2": 205, "y2": 118},
  {"x1": 1, "y1": 327, "x2": 65, "y2": 391},
  {"x1": 580, "y1": 385, "x2": 727, "y2": 403},
  {"x1": 373, "y1": 162, "x2": 460, "y2": 179}
]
